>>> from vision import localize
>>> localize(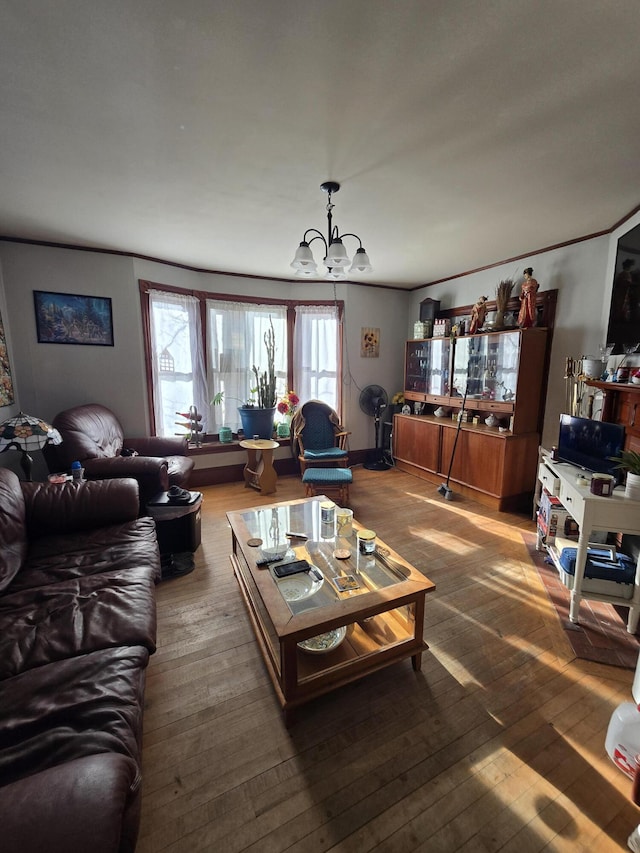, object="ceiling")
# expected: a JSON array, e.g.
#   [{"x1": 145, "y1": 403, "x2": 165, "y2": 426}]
[{"x1": 1, "y1": 1, "x2": 640, "y2": 290}]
